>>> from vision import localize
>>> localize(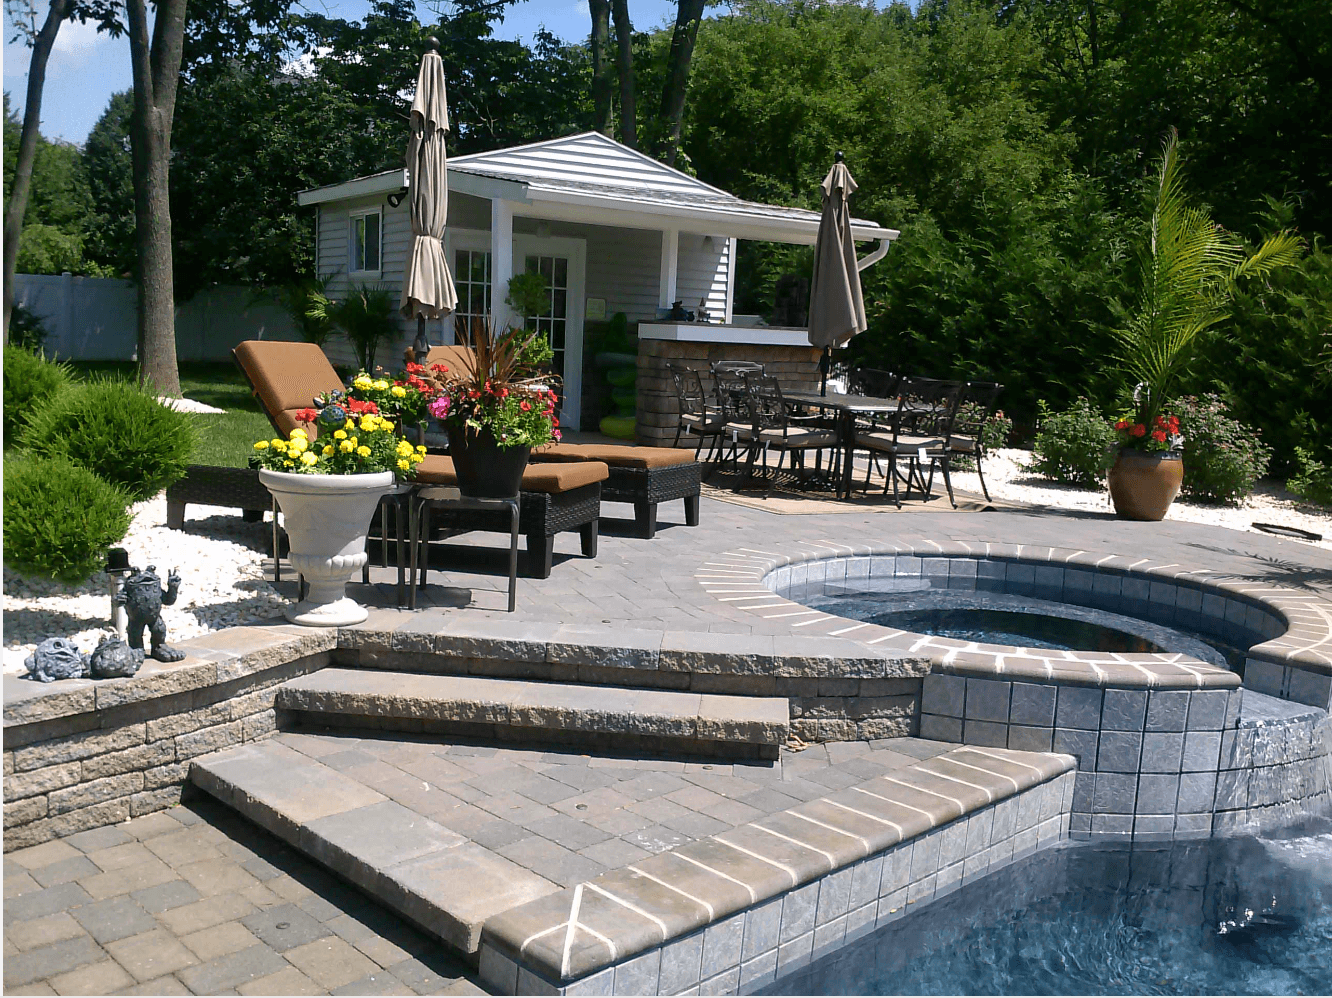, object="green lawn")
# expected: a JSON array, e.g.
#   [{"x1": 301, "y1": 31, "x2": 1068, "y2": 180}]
[{"x1": 70, "y1": 361, "x2": 272, "y2": 469}]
